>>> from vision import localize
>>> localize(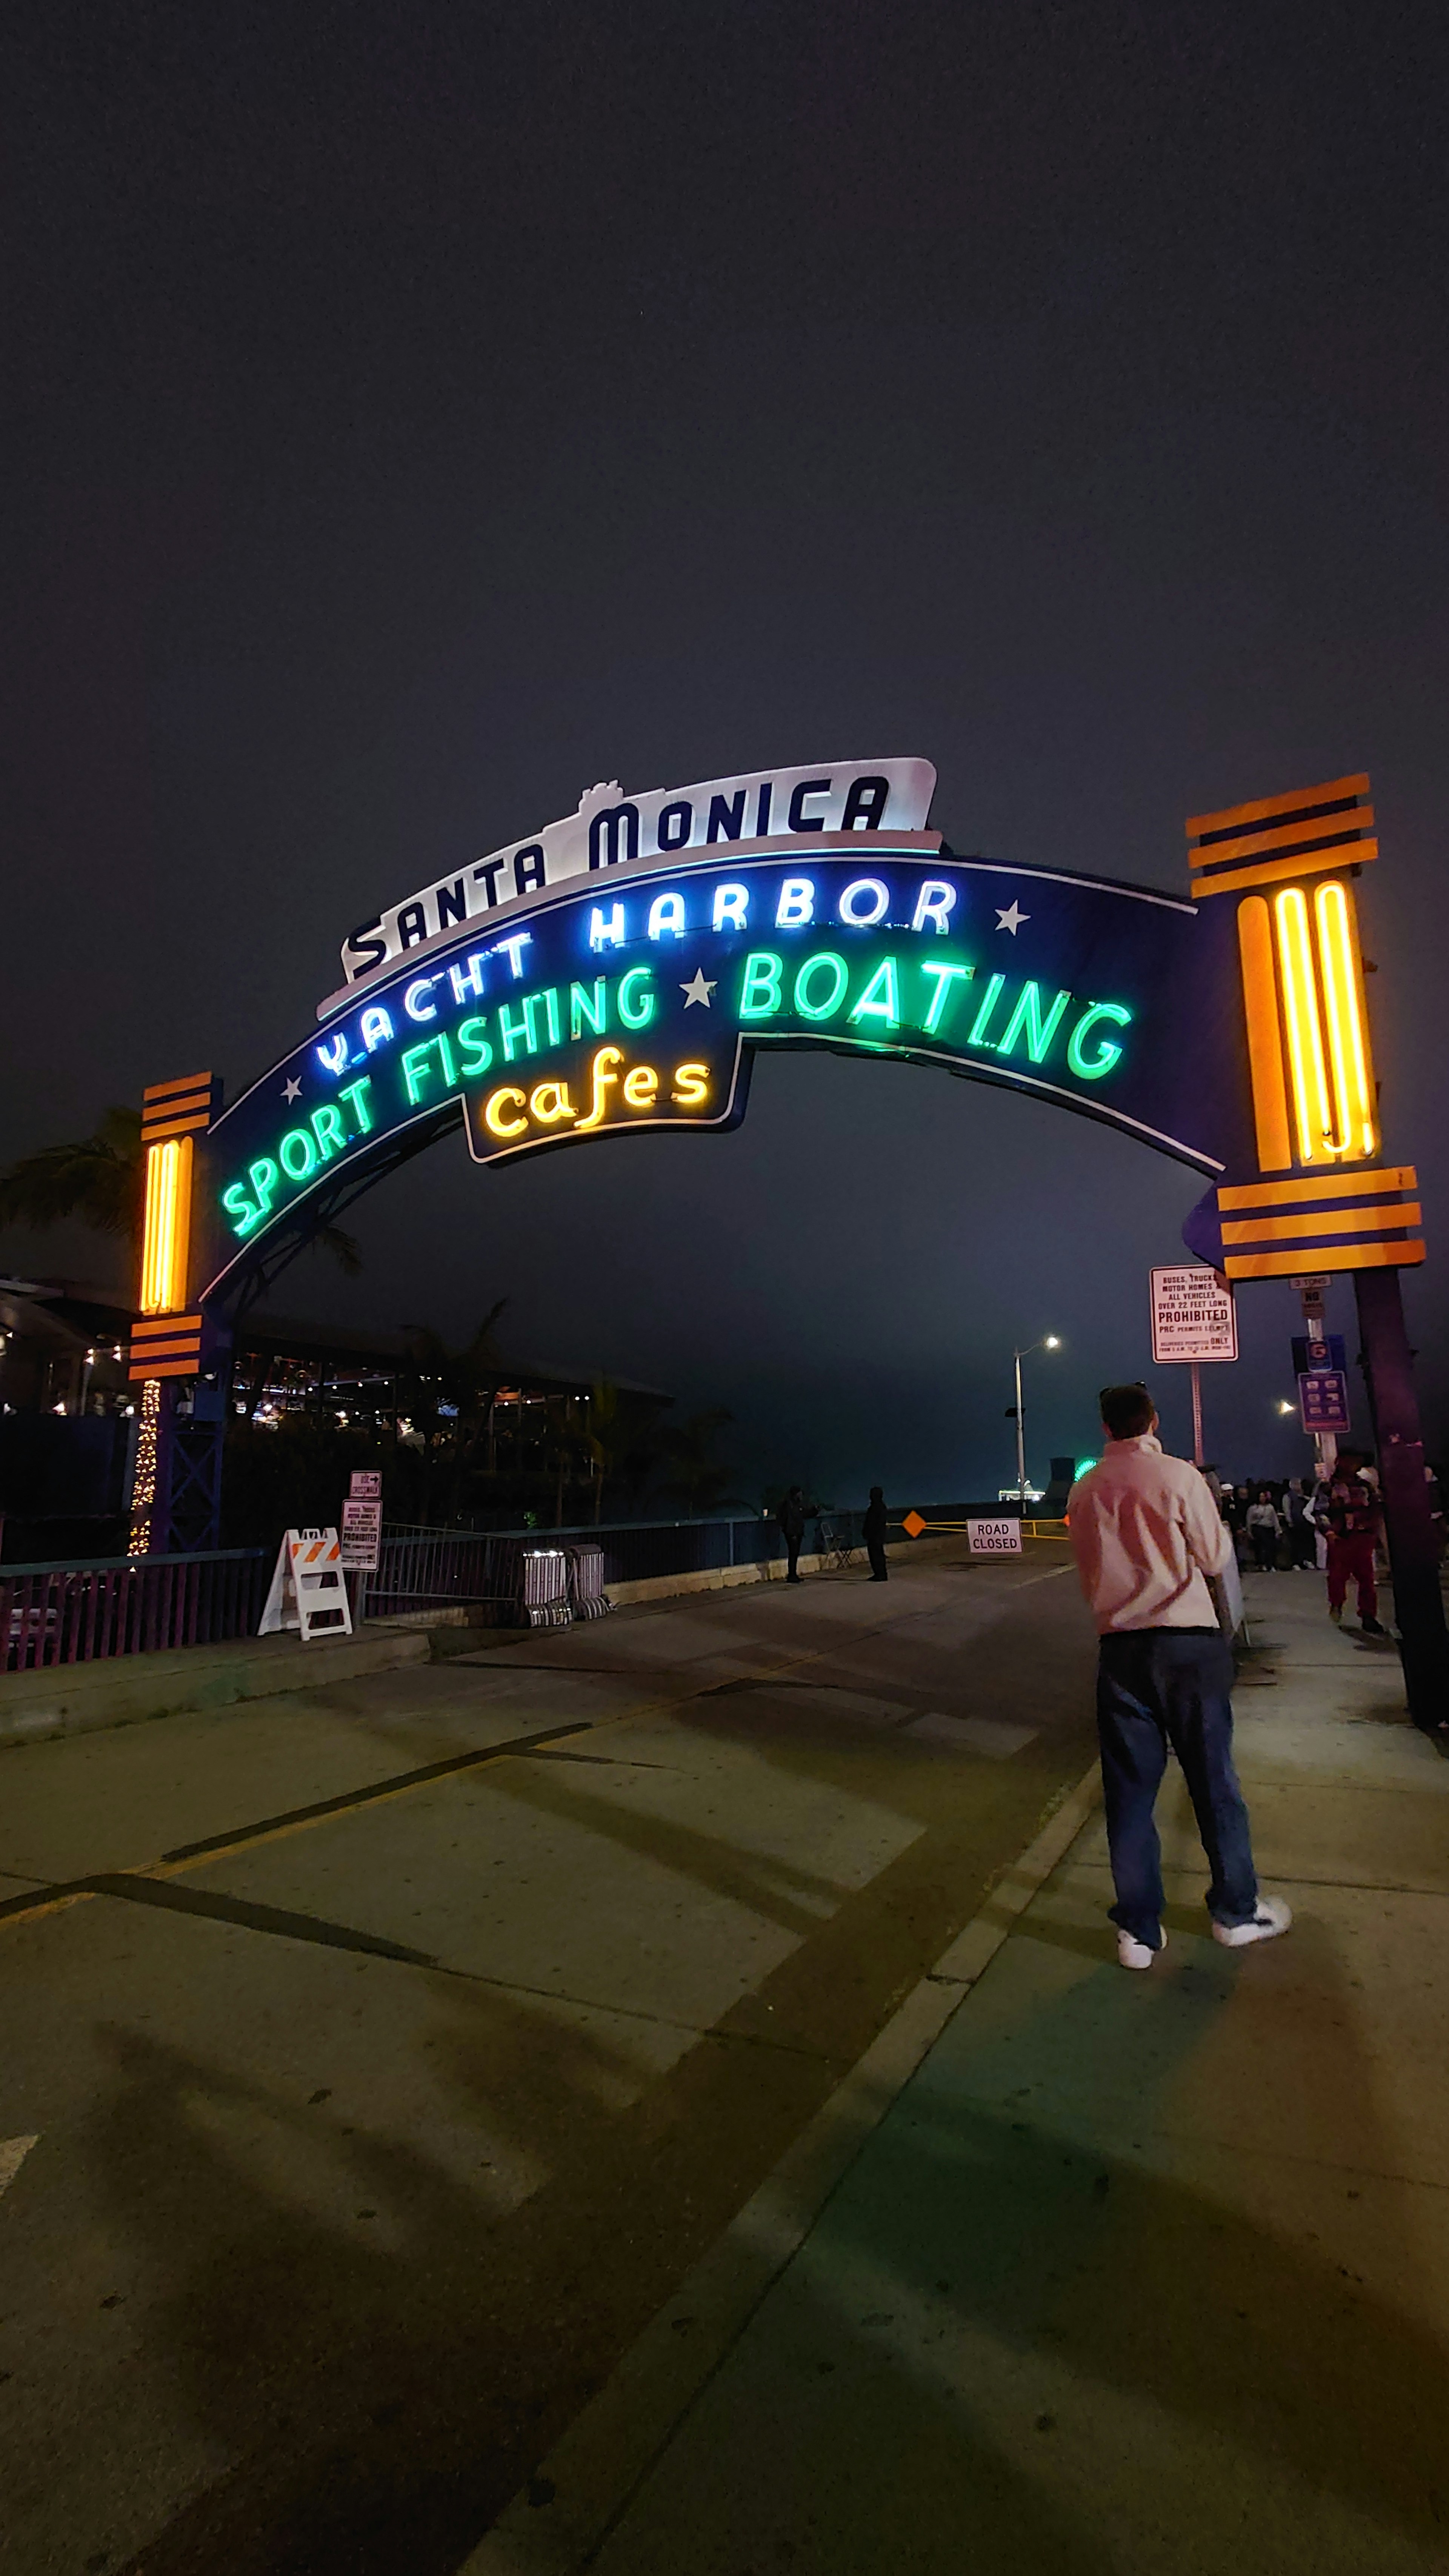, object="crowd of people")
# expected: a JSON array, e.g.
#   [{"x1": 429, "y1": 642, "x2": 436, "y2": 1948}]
[{"x1": 1203, "y1": 1456, "x2": 1400, "y2": 1633}]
